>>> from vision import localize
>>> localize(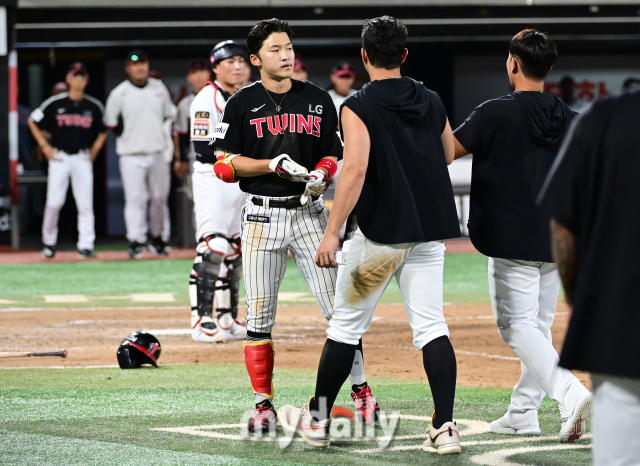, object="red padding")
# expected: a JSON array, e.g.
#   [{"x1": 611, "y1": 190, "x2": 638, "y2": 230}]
[
  {"x1": 315, "y1": 158, "x2": 338, "y2": 179},
  {"x1": 244, "y1": 341, "x2": 275, "y2": 398},
  {"x1": 127, "y1": 341, "x2": 158, "y2": 367}
]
